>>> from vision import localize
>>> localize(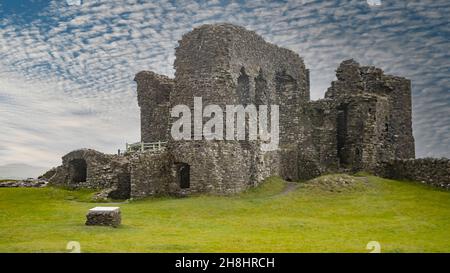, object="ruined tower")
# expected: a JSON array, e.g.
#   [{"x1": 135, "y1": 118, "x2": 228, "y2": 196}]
[
  {"x1": 310, "y1": 59, "x2": 415, "y2": 172},
  {"x1": 167, "y1": 24, "x2": 320, "y2": 193}
]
